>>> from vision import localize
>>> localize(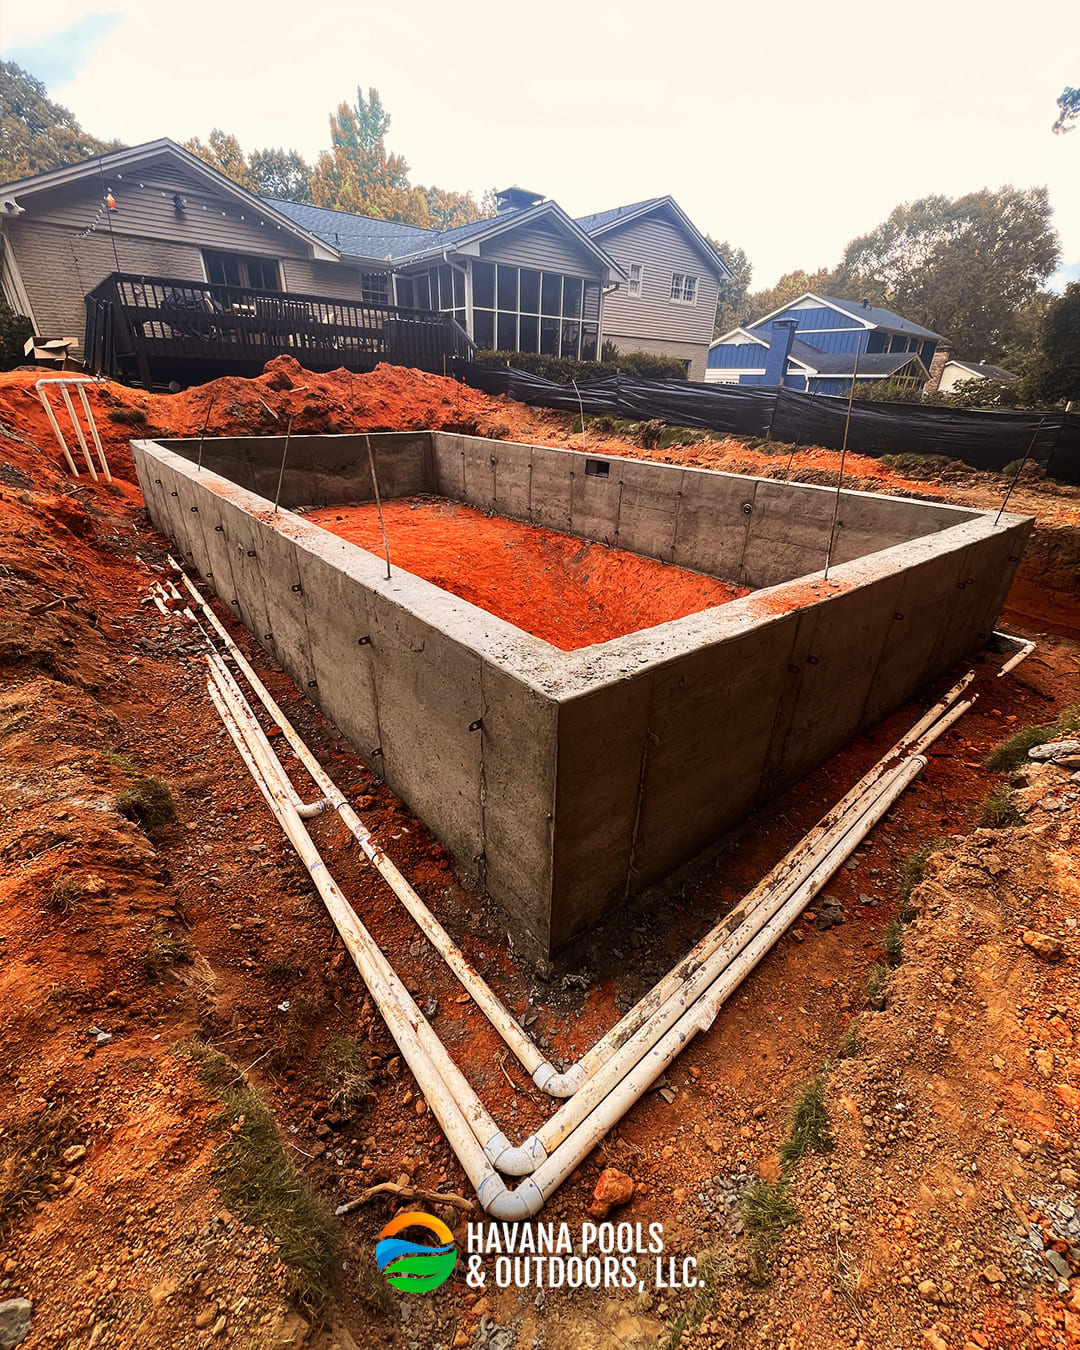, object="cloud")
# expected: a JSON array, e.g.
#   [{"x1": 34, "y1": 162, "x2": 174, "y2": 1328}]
[{"x1": 3, "y1": 12, "x2": 123, "y2": 90}]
